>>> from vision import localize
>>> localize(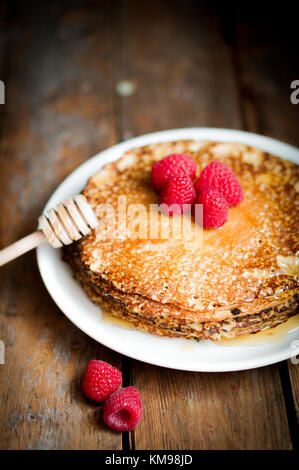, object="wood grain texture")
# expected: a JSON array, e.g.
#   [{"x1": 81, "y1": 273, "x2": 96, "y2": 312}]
[
  {"x1": 235, "y1": 5, "x2": 299, "y2": 146},
  {"x1": 288, "y1": 362, "x2": 299, "y2": 425},
  {"x1": 110, "y1": 0, "x2": 242, "y2": 138},
  {"x1": 132, "y1": 362, "x2": 291, "y2": 450},
  {"x1": 0, "y1": 0, "x2": 121, "y2": 450}
]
